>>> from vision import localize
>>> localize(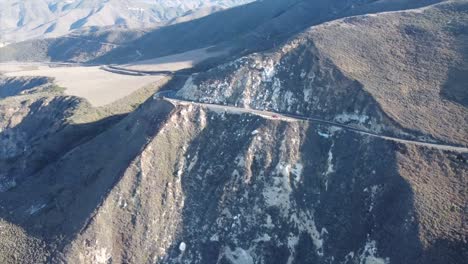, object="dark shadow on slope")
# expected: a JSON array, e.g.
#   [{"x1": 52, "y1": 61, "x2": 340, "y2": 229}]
[
  {"x1": 69, "y1": 9, "x2": 96, "y2": 31},
  {"x1": 0, "y1": 29, "x2": 144, "y2": 63},
  {"x1": 92, "y1": 0, "x2": 443, "y2": 65},
  {"x1": 440, "y1": 23, "x2": 468, "y2": 107},
  {"x1": 155, "y1": 114, "x2": 428, "y2": 263},
  {"x1": 289, "y1": 42, "x2": 445, "y2": 144},
  {"x1": 92, "y1": 0, "x2": 295, "y2": 64},
  {"x1": 0, "y1": 39, "x2": 51, "y2": 62},
  {"x1": 0, "y1": 96, "x2": 127, "y2": 186},
  {"x1": 190, "y1": 40, "x2": 437, "y2": 143},
  {"x1": 45, "y1": 28, "x2": 144, "y2": 63},
  {"x1": 300, "y1": 125, "x2": 465, "y2": 263},
  {"x1": 159, "y1": 112, "x2": 267, "y2": 263},
  {"x1": 0, "y1": 77, "x2": 49, "y2": 99},
  {"x1": 303, "y1": 127, "x2": 424, "y2": 263},
  {"x1": 0, "y1": 95, "x2": 175, "y2": 258},
  {"x1": 441, "y1": 67, "x2": 468, "y2": 107},
  {"x1": 0, "y1": 0, "x2": 443, "y2": 64},
  {"x1": 420, "y1": 238, "x2": 467, "y2": 264},
  {"x1": 167, "y1": 119, "x2": 462, "y2": 263},
  {"x1": 224, "y1": 0, "x2": 443, "y2": 57},
  {"x1": 158, "y1": 73, "x2": 192, "y2": 93}
]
